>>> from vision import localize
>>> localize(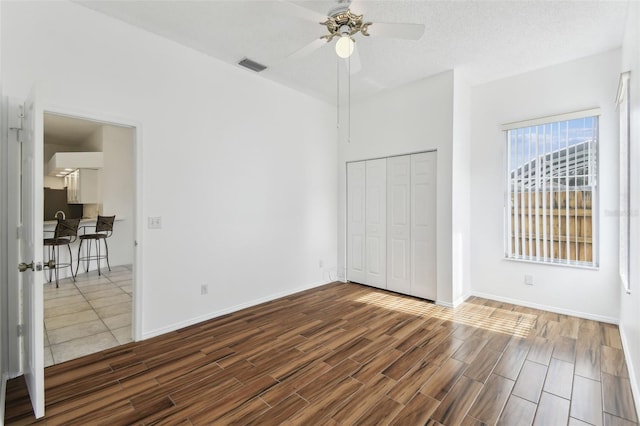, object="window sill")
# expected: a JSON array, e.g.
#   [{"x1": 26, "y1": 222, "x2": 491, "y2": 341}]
[{"x1": 503, "y1": 257, "x2": 599, "y2": 271}]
